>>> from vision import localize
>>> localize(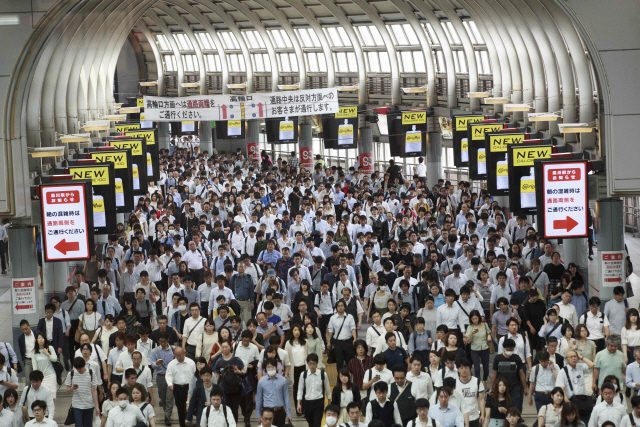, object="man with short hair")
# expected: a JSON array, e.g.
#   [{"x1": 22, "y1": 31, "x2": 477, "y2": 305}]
[
  {"x1": 166, "y1": 347, "x2": 196, "y2": 427},
  {"x1": 229, "y1": 262, "x2": 255, "y2": 325},
  {"x1": 19, "y1": 370, "x2": 54, "y2": 420},
  {"x1": 491, "y1": 339, "x2": 527, "y2": 411},
  {"x1": 528, "y1": 351, "x2": 559, "y2": 411},
  {"x1": 256, "y1": 357, "x2": 291, "y2": 427},
  {"x1": 199, "y1": 388, "x2": 236, "y2": 427},
  {"x1": 150, "y1": 331, "x2": 175, "y2": 426},
  {"x1": 589, "y1": 382, "x2": 626, "y2": 427},
  {"x1": 105, "y1": 387, "x2": 146, "y2": 427},
  {"x1": 24, "y1": 400, "x2": 57, "y2": 427},
  {"x1": 297, "y1": 353, "x2": 331, "y2": 427},
  {"x1": 428, "y1": 386, "x2": 465, "y2": 427},
  {"x1": 593, "y1": 334, "x2": 626, "y2": 391}
]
